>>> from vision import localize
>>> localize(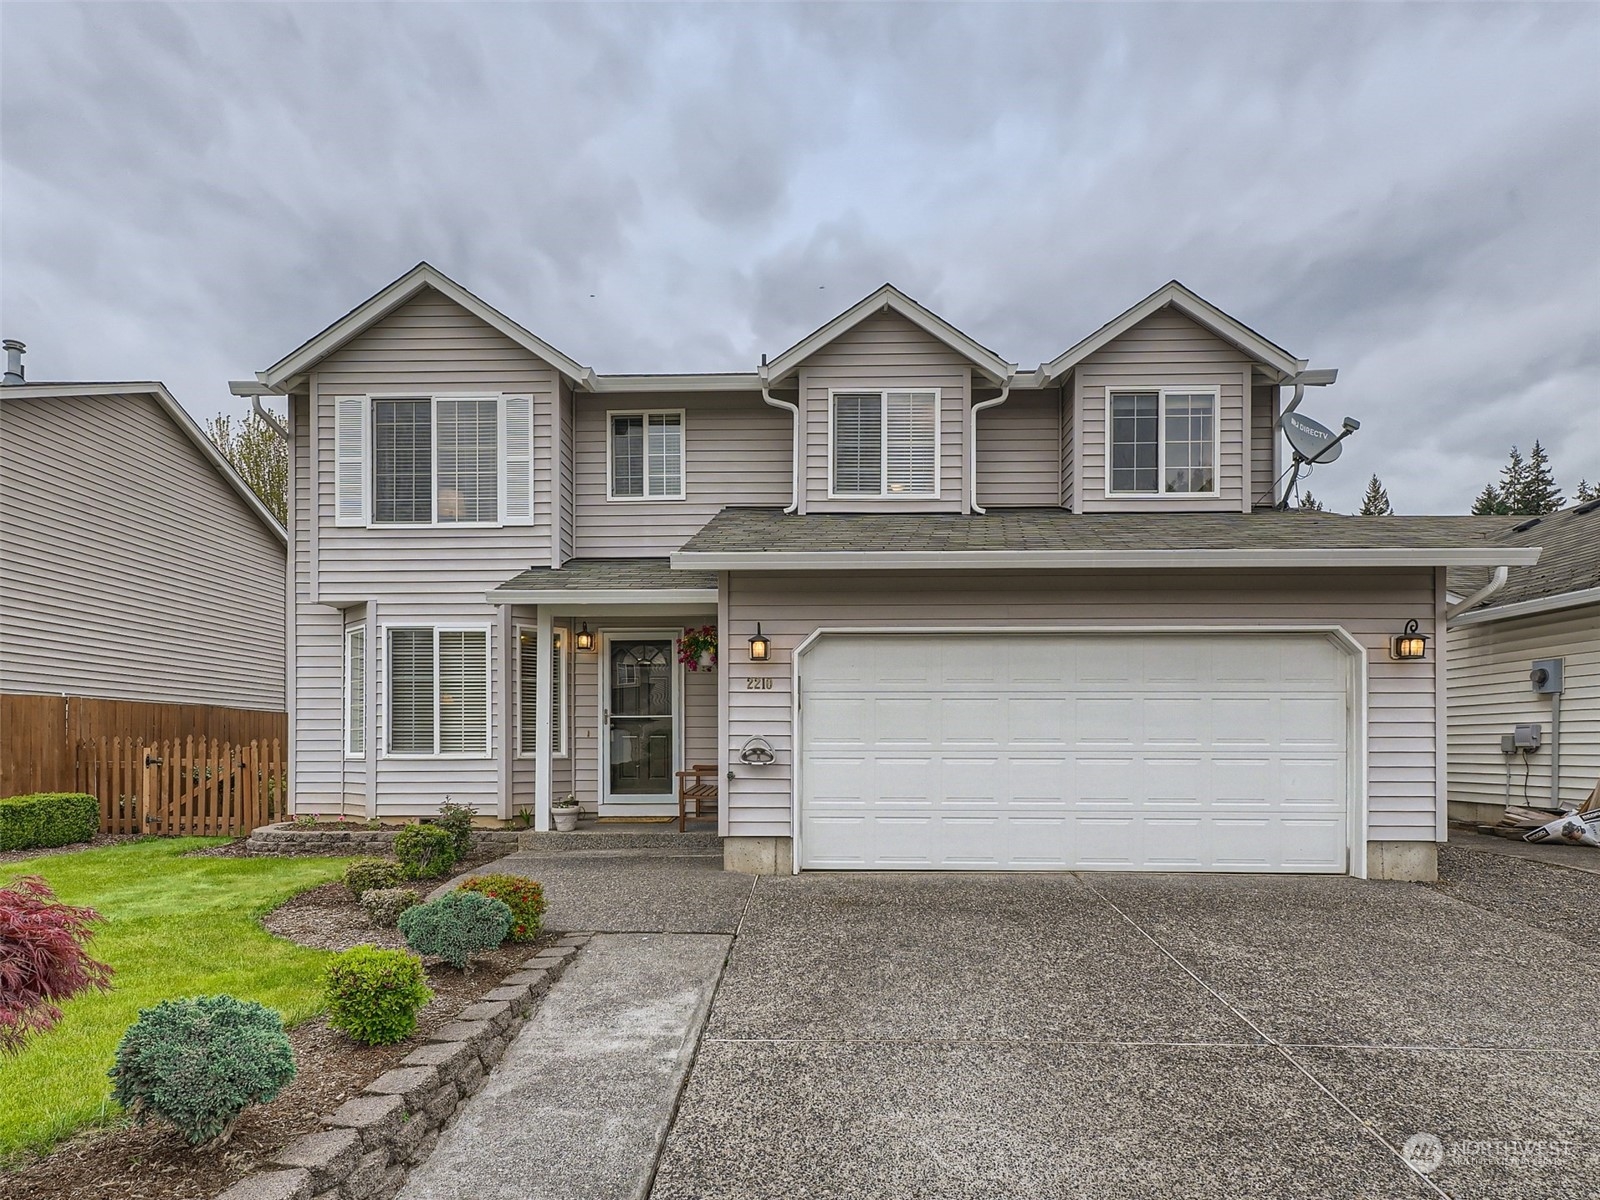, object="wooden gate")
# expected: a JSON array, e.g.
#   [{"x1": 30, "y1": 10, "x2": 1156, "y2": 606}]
[{"x1": 78, "y1": 737, "x2": 285, "y2": 836}]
